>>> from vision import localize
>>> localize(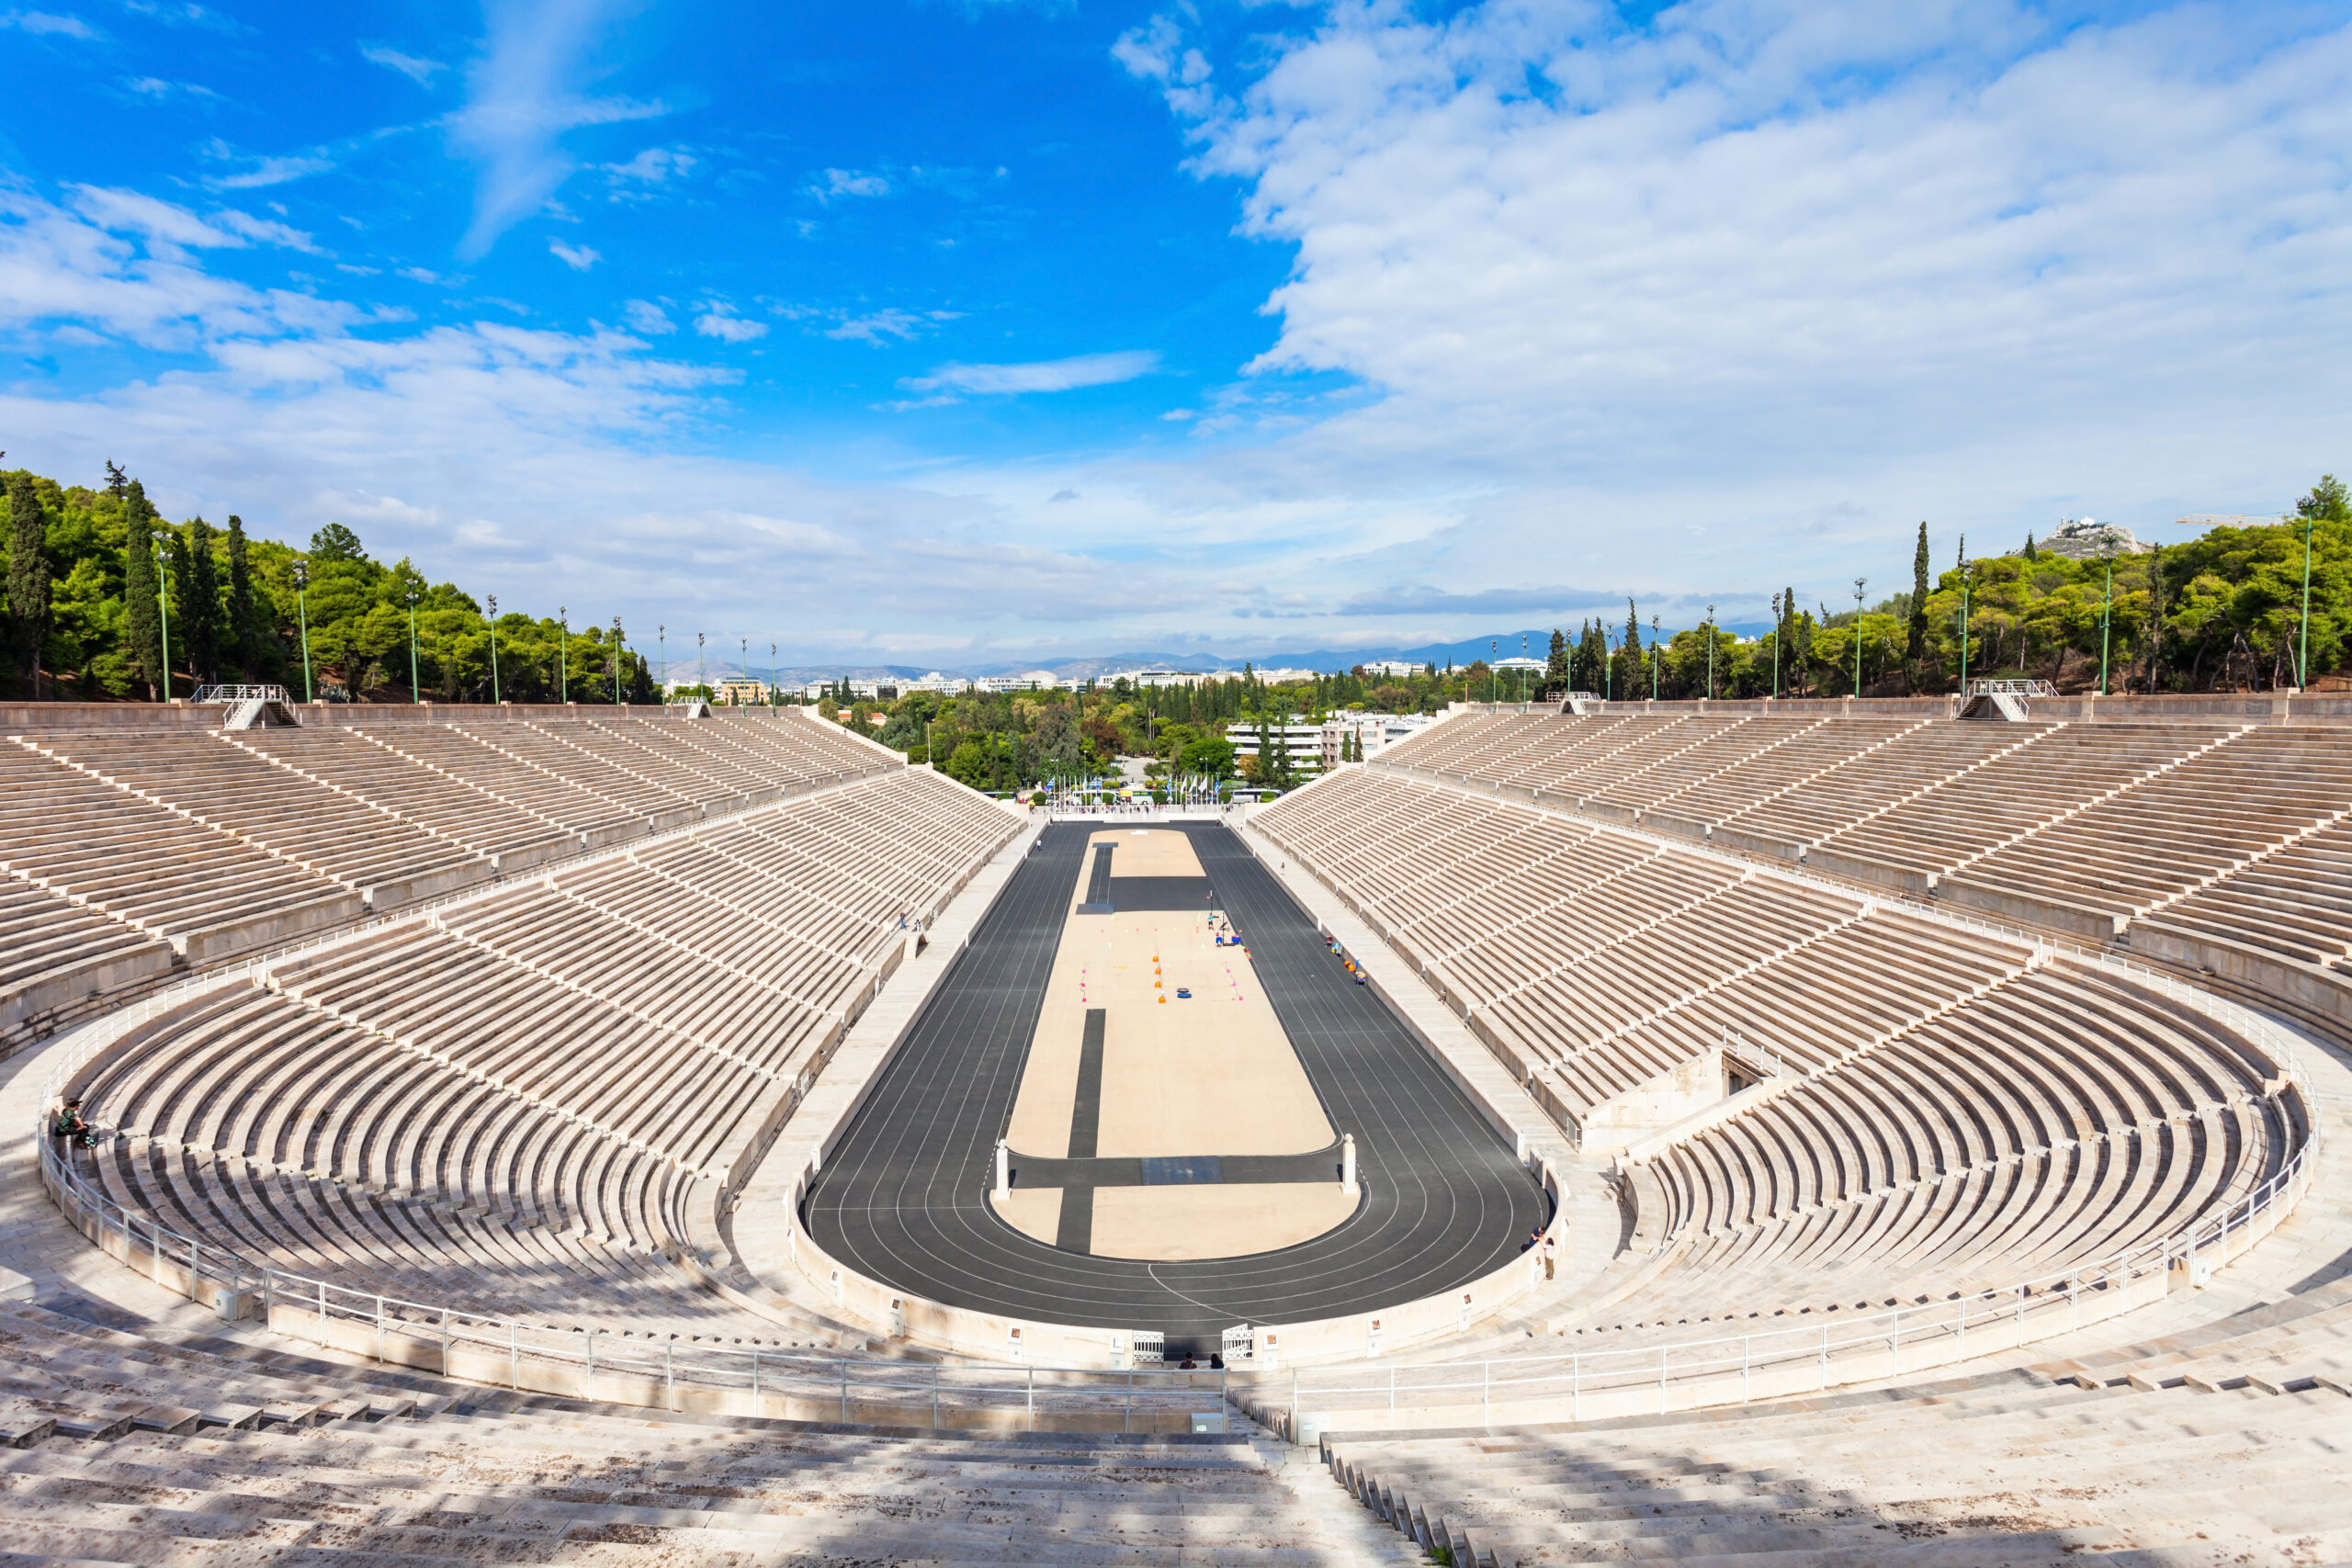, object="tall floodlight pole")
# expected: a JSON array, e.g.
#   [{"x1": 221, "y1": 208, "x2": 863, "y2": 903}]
[
  {"x1": 1490, "y1": 638, "x2": 1498, "y2": 708},
  {"x1": 153, "y1": 539, "x2": 172, "y2": 702},
  {"x1": 614, "y1": 617, "x2": 625, "y2": 704},
  {"x1": 1956, "y1": 559, "x2": 1972, "y2": 695},
  {"x1": 1651, "y1": 615, "x2": 1661, "y2": 701},
  {"x1": 294, "y1": 561, "x2": 313, "y2": 704},
  {"x1": 1705, "y1": 604, "x2": 1716, "y2": 701},
  {"x1": 1846, "y1": 581, "x2": 1866, "y2": 695},
  {"x1": 2098, "y1": 544, "x2": 2117, "y2": 696},
  {"x1": 658, "y1": 625, "x2": 666, "y2": 696},
  {"x1": 697, "y1": 631, "x2": 705, "y2": 694},
  {"x1": 559, "y1": 606, "x2": 569, "y2": 703},
  {"x1": 1770, "y1": 591, "x2": 1783, "y2": 698},
  {"x1": 486, "y1": 594, "x2": 502, "y2": 704},
  {"x1": 2299, "y1": 511, "x2": 2316, "y2": 689},
  {"x1": 770, "y1": 642, "x2": 778, "y2": 706},
  {"x1": 1602, "y1": 629, "x2": 1612, "y2": 703},
  {"x1": 406, "y1": 584, "x2": 421, "y2": 704},
  {"x1": 740, "y1": 637, "x2": 748, "y2": 705}
]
